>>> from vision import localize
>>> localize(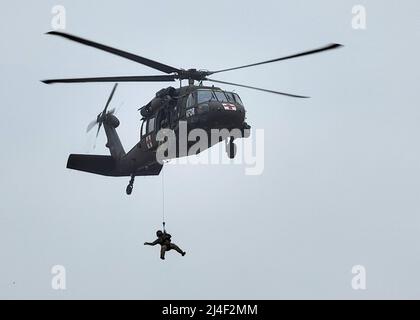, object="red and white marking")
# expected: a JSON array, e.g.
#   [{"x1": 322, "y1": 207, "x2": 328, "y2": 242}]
[{"x1": 223, "y1": 103, "x2": 237, "y2": 111}]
